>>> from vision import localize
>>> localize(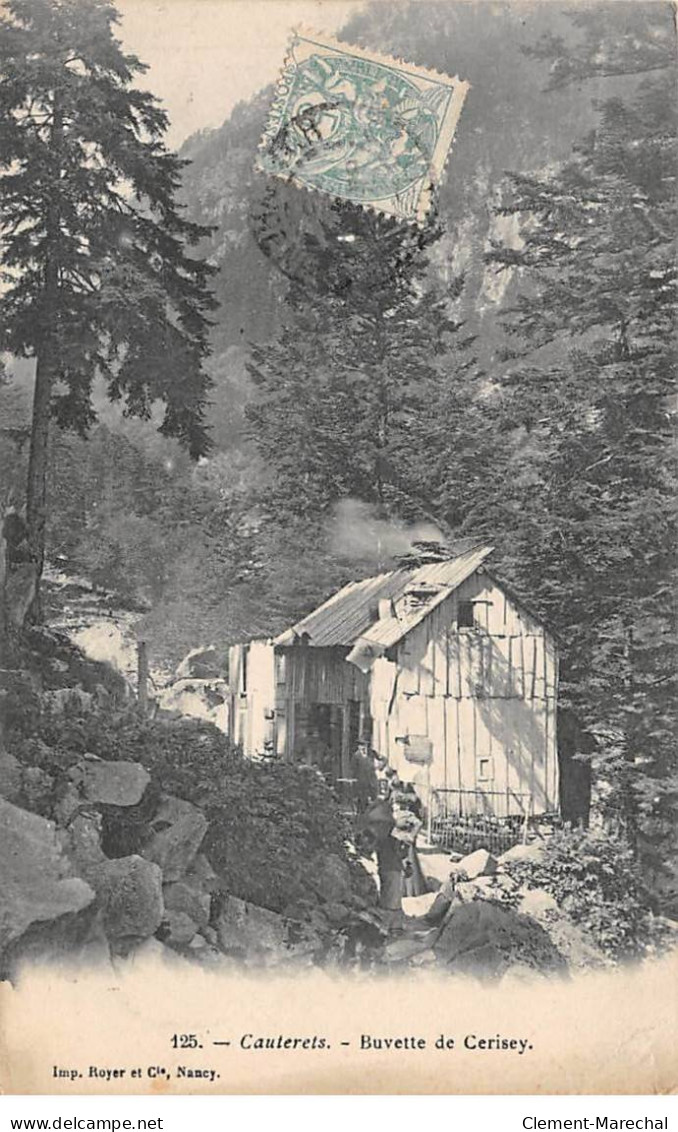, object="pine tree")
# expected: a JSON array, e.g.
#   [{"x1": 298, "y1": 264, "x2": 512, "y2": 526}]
[
  {"x1": 0, "y1": 0, "x2": 217, "y2": 614},
  {"x1": 459, "y1": 9, "x2": 677, "y2": 898},
  {"x1": 246, "y1": 181, "x2": 473, "y2": 527}
]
